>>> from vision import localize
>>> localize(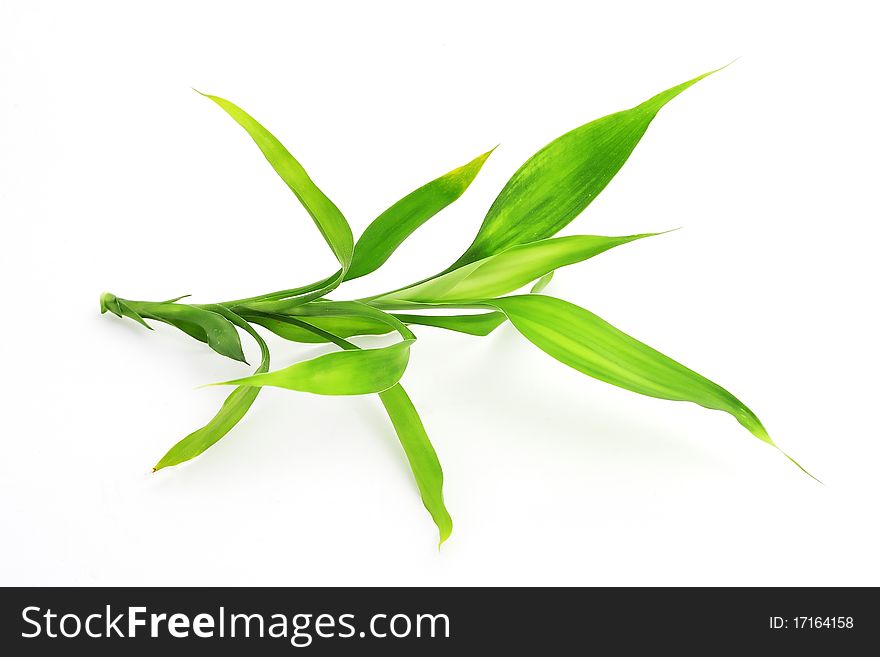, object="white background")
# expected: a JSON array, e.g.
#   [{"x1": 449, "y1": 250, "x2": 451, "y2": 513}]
[{"x1": 1, "y1": 0, "x2": 878, "y2": 586}]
